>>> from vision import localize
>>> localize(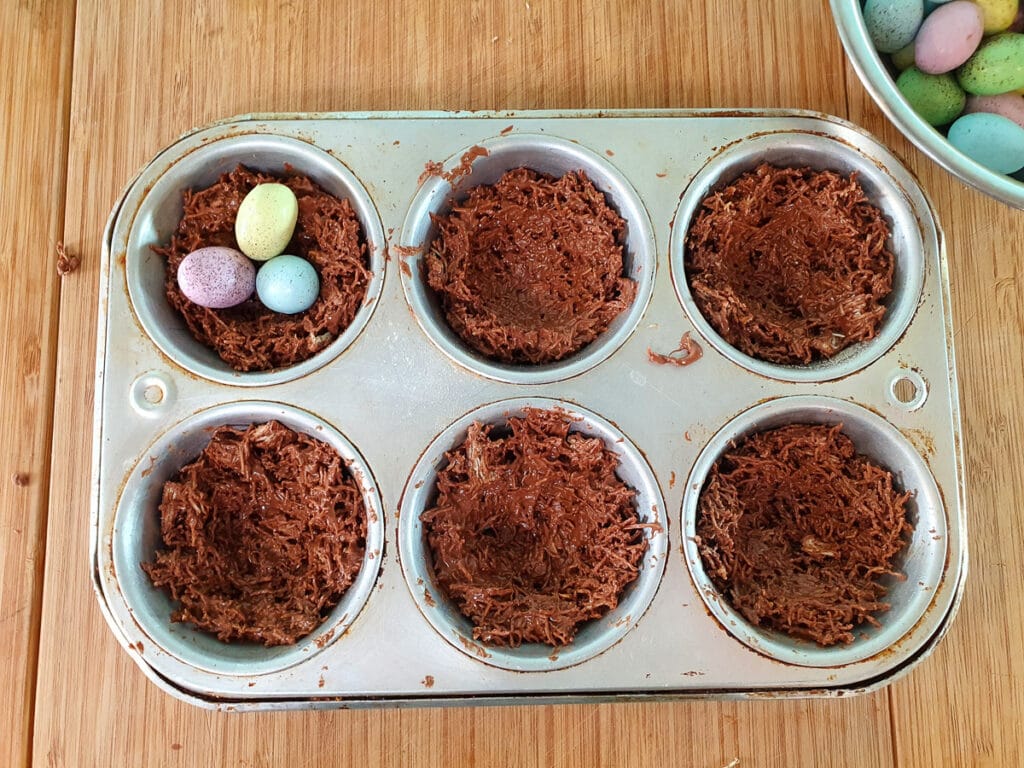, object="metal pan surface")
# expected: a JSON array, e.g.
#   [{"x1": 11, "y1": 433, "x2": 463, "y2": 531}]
[{"x1": 92, "y1": 110, "x2": 966, "y2": 708}]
